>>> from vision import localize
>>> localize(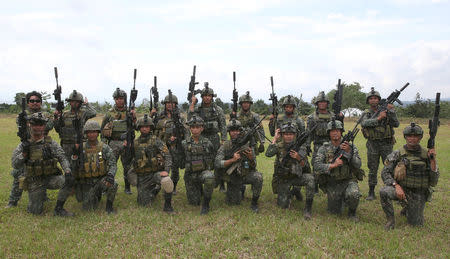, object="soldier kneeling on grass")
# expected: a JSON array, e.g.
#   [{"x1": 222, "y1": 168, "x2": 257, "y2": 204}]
[{"x1": 127, "y1": 115, "x2": 174, "y2": 213}]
